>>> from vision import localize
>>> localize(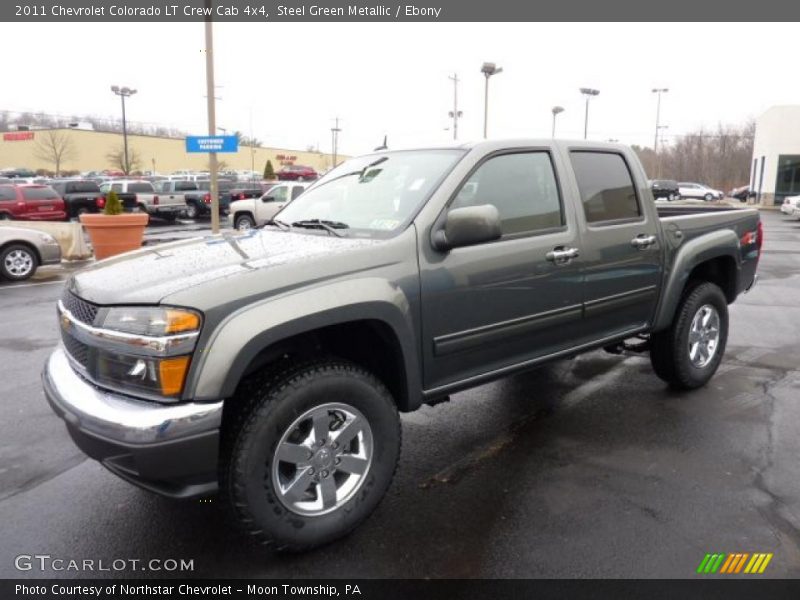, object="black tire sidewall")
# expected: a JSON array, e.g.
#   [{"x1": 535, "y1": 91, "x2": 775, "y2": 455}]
[
  {"x1": 235, "y1": 214, "x2": 254, "y2": 230},
  {"x1": 0, "y1": 244, "x2": 37, "y2": 281},
  {"x1": 671, "y1": 282, "x2": 728, "y2": 388},
  {"x1": 230, "y1": 363, "x2": 400, "y2": 549}
]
